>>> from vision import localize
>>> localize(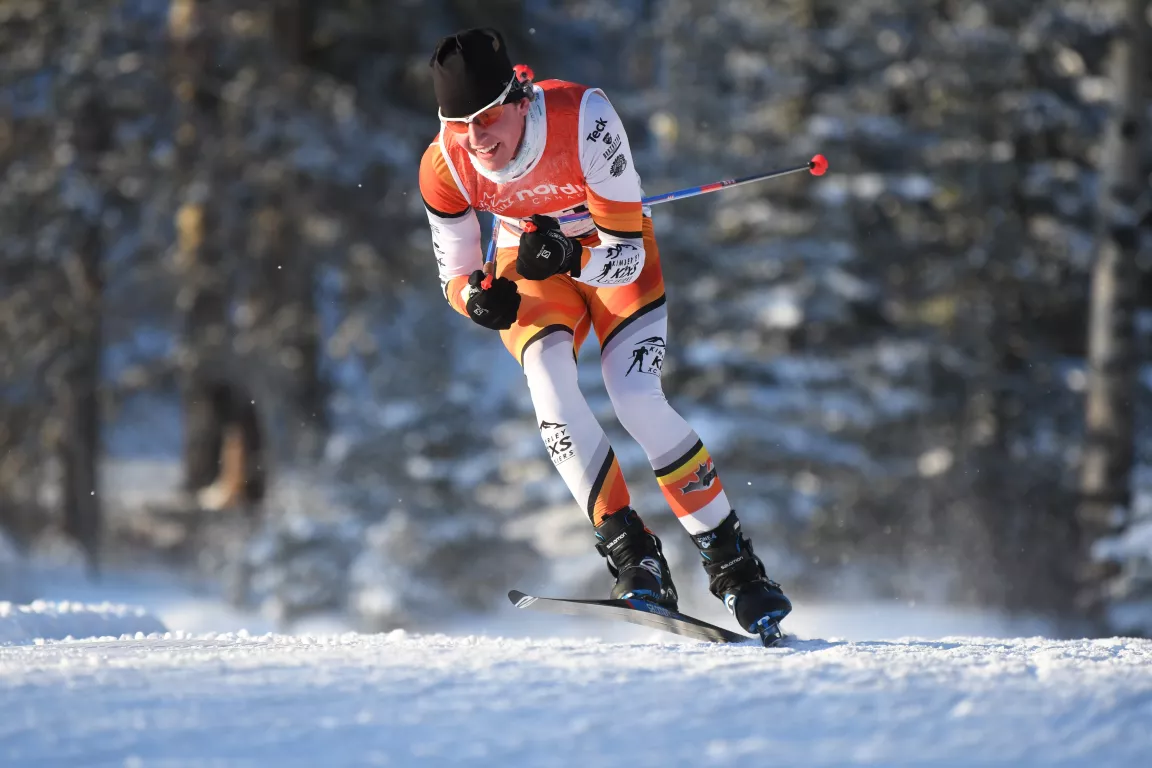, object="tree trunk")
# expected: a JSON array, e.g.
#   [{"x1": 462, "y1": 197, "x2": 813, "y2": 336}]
[
  {"x1": 1077, "y1": 0, "x2": 1149, "y2": 623},
  {"x1": 55, "y1": 91, "x2": 113, "y2": 575},
  {"x1": 176, "y1": 199, "x2": 232, "y2": 495},
  {"x1": 250, "y1": 0, "x2": 327, "y2": 464},
  {"x1": 242, "y1": 190, "x2": 327, "y2": 463},
  {"x1": 271, "y1": 0, "x2": 318, "y2": 63},
  {"x1": 169, "y1": 0, "x2": 233, "y2": 498},
  {"x1": 59, "y1": 220, "x2": 104, "y2": 575}
]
